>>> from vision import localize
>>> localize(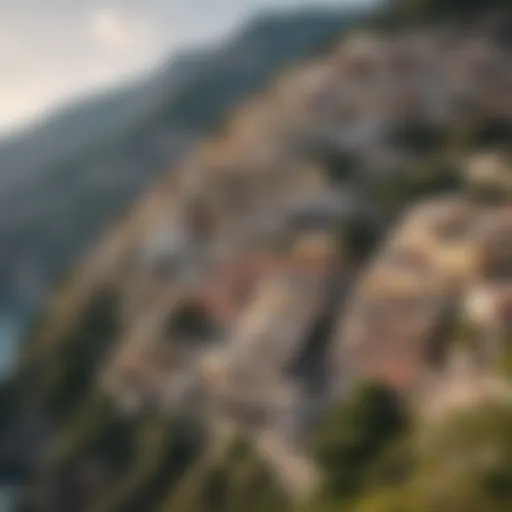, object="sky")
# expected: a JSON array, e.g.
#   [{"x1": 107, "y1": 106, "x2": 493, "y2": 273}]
[{"x1": 0, "y1": 0, "x2": 375, "y2": 137}]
